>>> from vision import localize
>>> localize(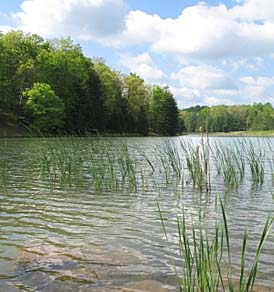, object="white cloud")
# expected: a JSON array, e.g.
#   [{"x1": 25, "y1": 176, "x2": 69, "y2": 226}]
[
  {"x1": 239, "y1": 76, "x2": 274, "y2": 103},
  {"x1": 231, "y1": 0, "x2": 274, "y2": 21},
  {"x1": 119, "y1": 52, "x2": 167, "y2": 83},
  {"x1": 14, "y1": 0, "x2": 127, "y2": 39},
  {"x1": 168, "y1": 67, "x2": 274, "y2": 107},
  {"x1": 240, "y1": 76, "x2": 274, "y2": 87},
  {"x1": 5, "y1": 0, "x2": 274, "y2": 107},
  {"x1": 171, "y1": 65, "x2": 237, "y2": 90},
  {"x1": 0, "y1": 25, "x2": 14, "y2": 33},
  {"x1": 101, "y1": 2, "x2": 274, "y2": 62},
  {"x1": 224, "y1": 56, "x2": 265, "y2": 71},
  {"x1": 104, "y1": 10, "x2": 161, "y2": 47},
  {"x1": 168, "y1": 65, "x2": 239, "y2": 108},
  {"x1": 10, "y1": 0, "x2": 274, "y2": 63},
  {"x1": 204, "y1": 96, "x2": 234, "y2": 106},
  {"x1": 169, "y1": 85, "x2": 238, "y2": 108}
]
